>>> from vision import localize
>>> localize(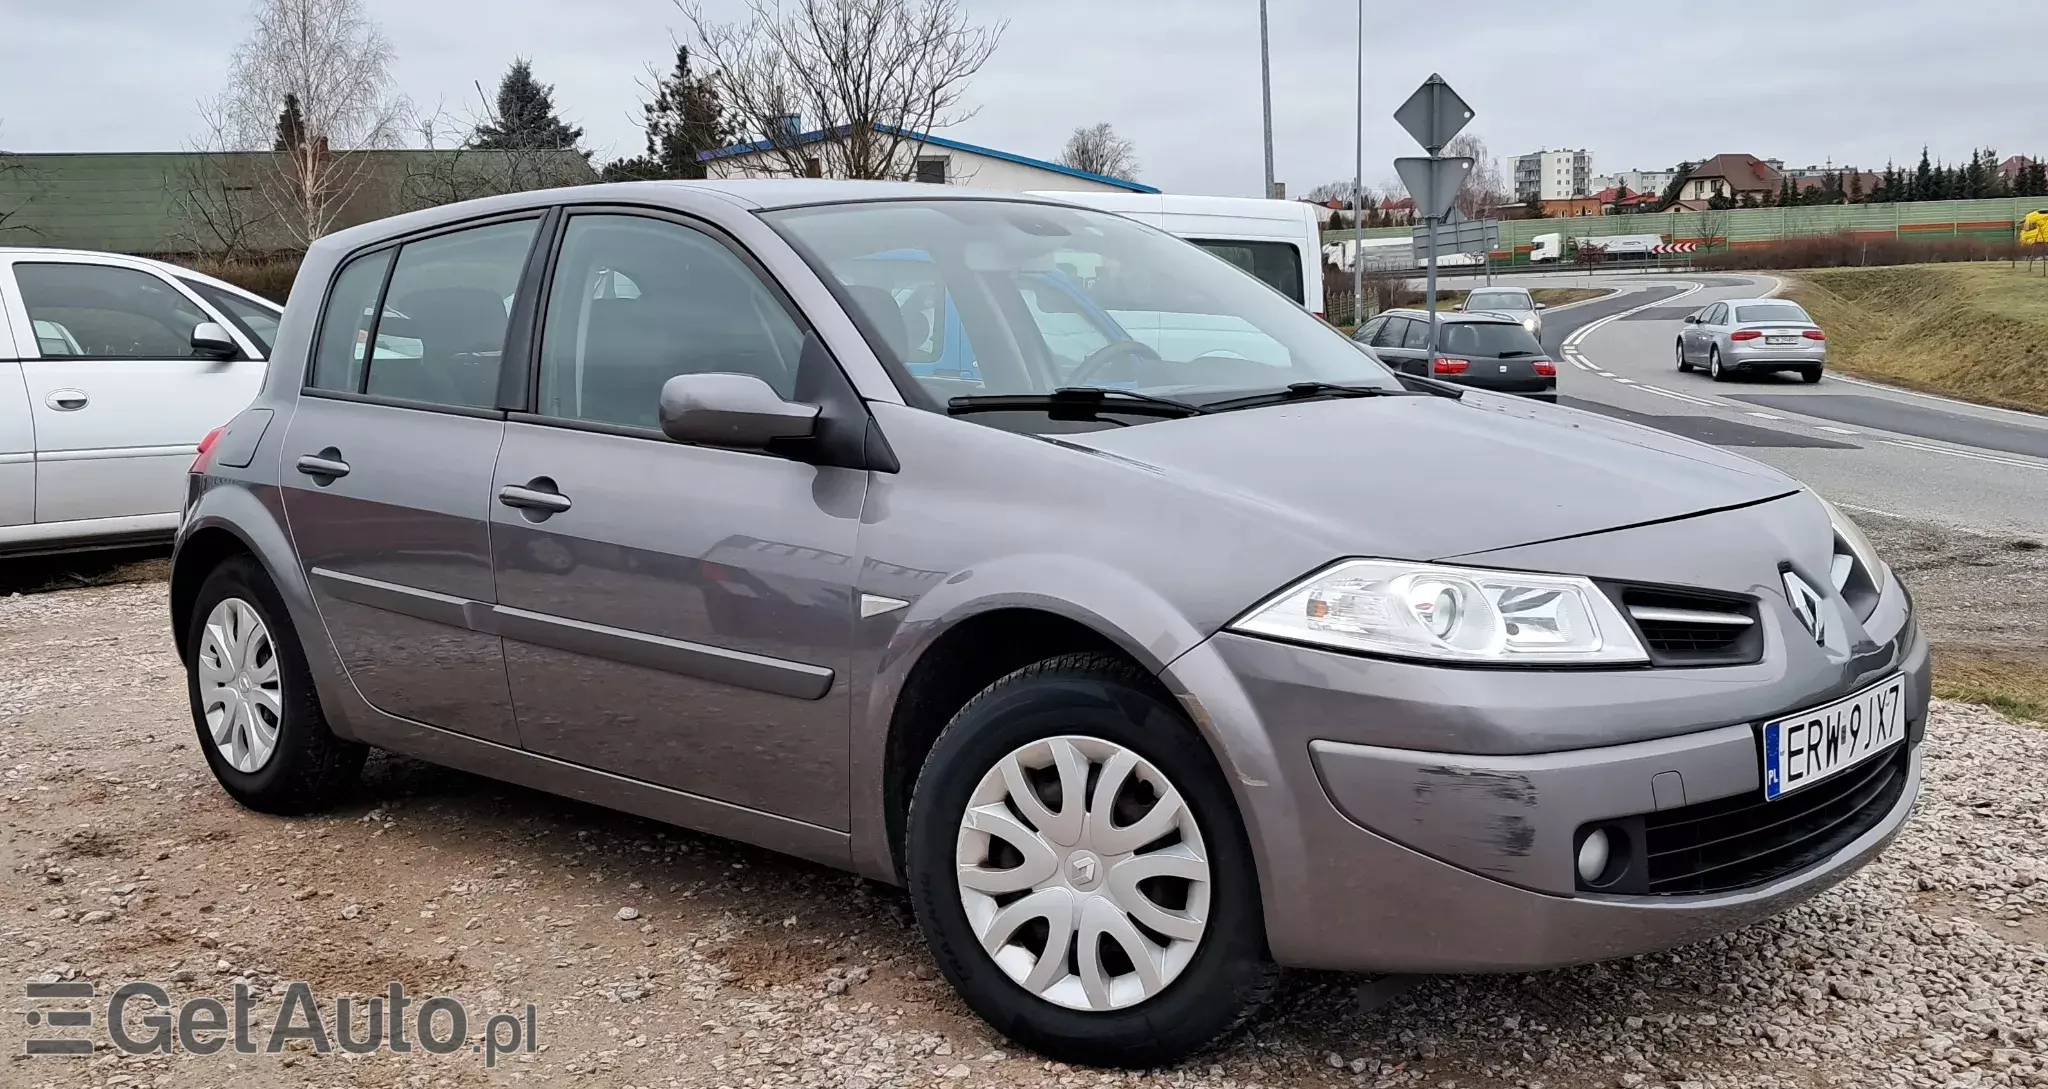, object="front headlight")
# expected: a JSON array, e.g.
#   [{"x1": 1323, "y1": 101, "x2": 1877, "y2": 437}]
[
  {"x1": 1522, "y1": 316, "x2": 1538, "y2": 331},
  {"x1": 1819, "y1": 496, "x2": 1889, "y2": 593},
  {"x1": 1229, "y1": 559, "x2": 1648, "y2": 665}
]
